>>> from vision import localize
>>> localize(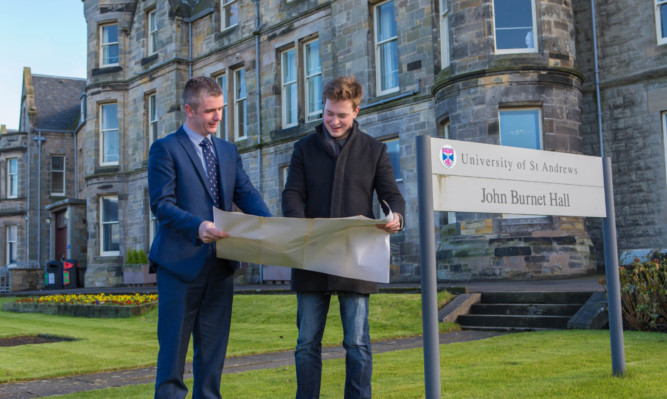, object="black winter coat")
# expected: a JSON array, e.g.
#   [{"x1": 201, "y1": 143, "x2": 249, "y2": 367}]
[{"x1": 282, "y1": 121, "x2": 406, "y2": 294}]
